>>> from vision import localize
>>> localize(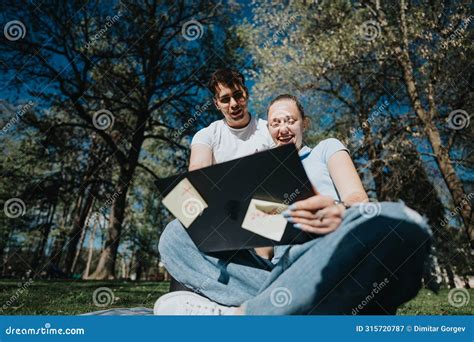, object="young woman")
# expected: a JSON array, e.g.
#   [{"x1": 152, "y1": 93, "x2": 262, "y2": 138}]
[
  {"x1": 254, "y1": 94, "x2": 369, "y2": 261},
  {"x1": 269, "y1": 94, "x2": 369, "y2": 226}
]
